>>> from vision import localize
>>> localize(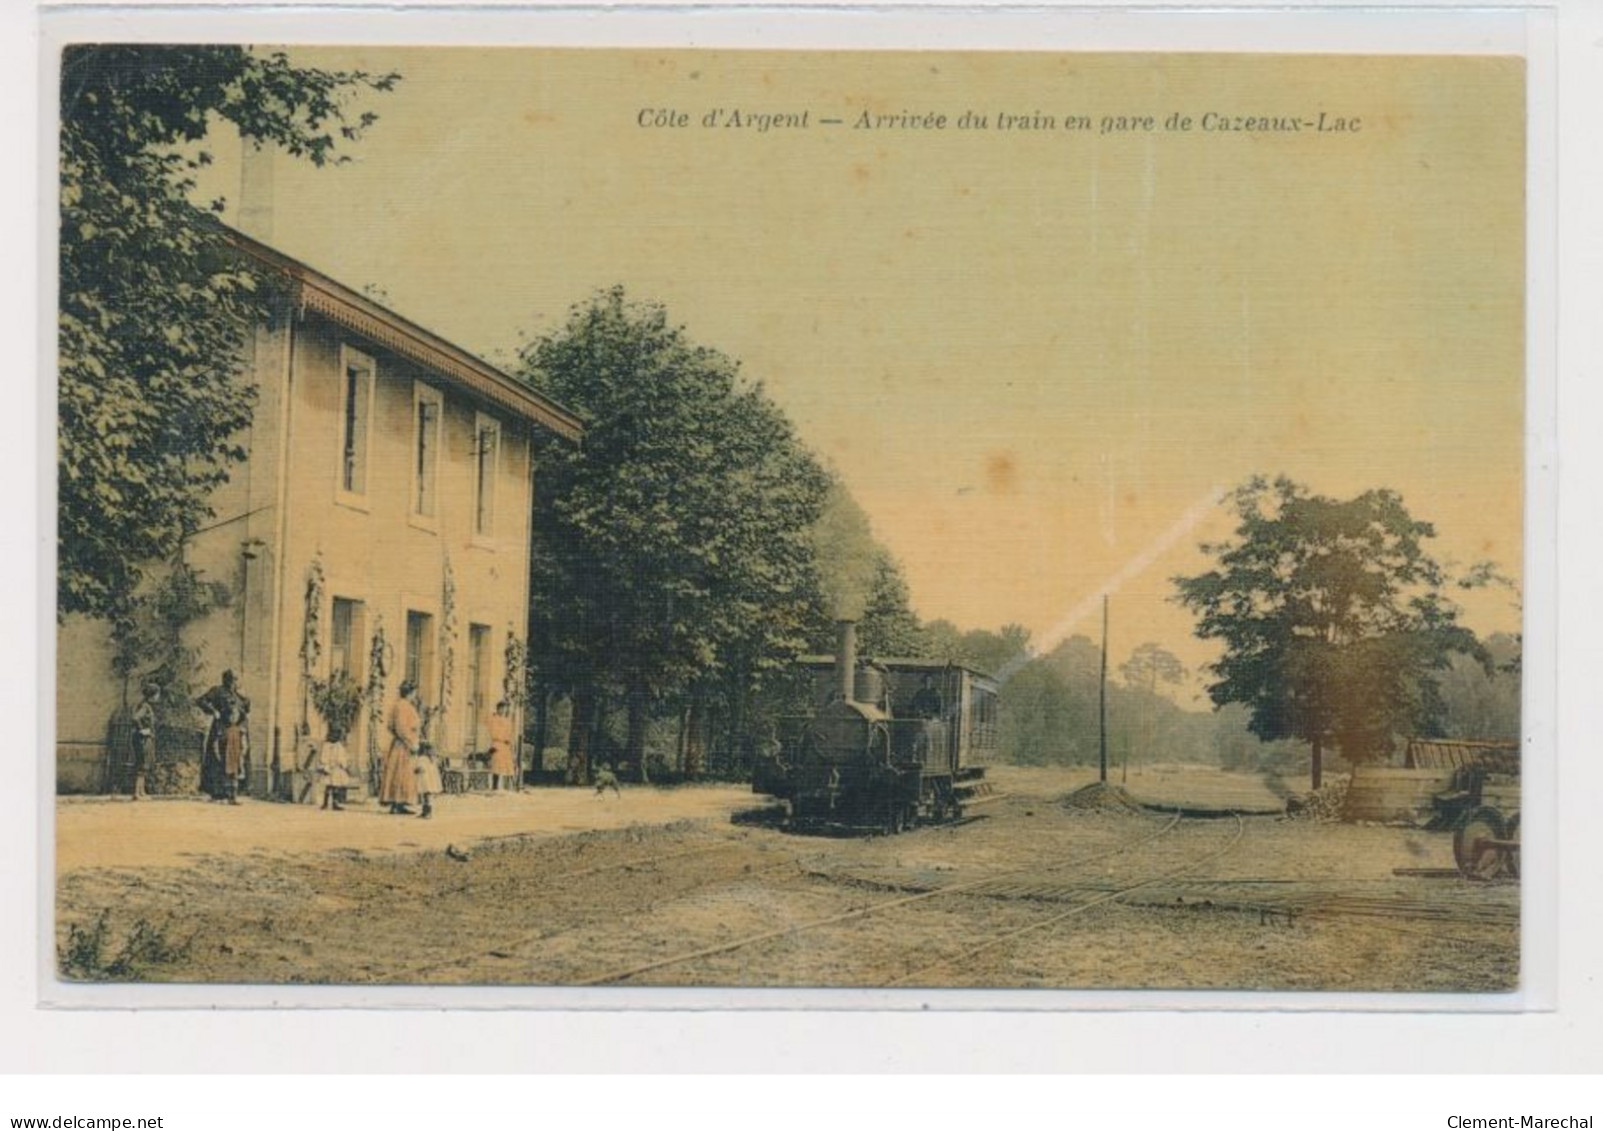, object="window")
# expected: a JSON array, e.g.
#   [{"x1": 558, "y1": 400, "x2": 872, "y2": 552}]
[
  {"x1": 329, "y1": 598, "x2": 365, "y2": 678},
  {"x1": 467, "y1": 624, "x2": 491, "y2": 749},
  {"x1": 473, "y1": 415, "x2": 500, "y2": 538},
  {"x1": 338, "y1": 348, "x2": 375, "y2": 497},
  {"x1": 412, "y1": 385, "x2": 443, "y2": 520},
  {"x1": 405, "y1": 610, "x2": 435, "y2": 698}
]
